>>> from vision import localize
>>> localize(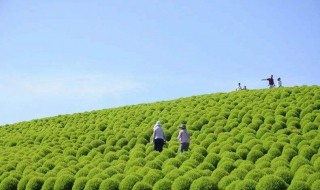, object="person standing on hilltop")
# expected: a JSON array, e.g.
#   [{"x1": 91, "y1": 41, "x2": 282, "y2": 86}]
[
  {"x1": 277, "y1": 77, "x2": 282, "y2": 87},
  {"x1": 236, "y1": 83, "x2": 242, "y2": 91},
  {"x1": 262, "y1": 75, "x2": 275, "y2": 88},
  {"x1": 152, "y1": 121, "x2": 166, "y2": 152},
  {"x1": 177, "y1": 124, "x2": 190, "y2": 152}
]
